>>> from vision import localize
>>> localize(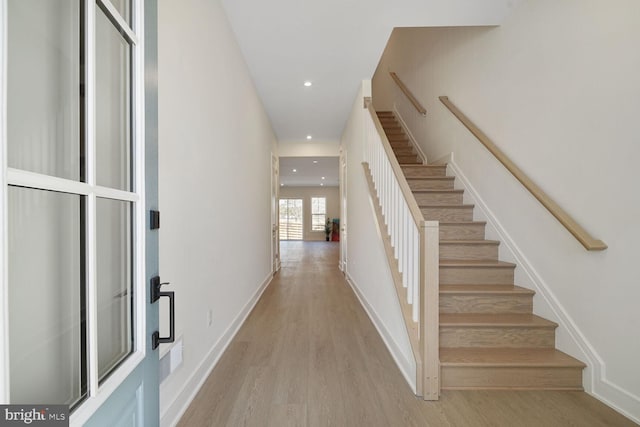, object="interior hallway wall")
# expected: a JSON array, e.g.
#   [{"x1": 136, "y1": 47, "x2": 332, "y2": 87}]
[
  {"x1": 340, "y1": 82, "x2": 417, "y2": 391},
  {"x1": 157, "y1": 0, "x2": 277, "y2": 424},
  {"x1": 373, "y1": 0, "x2": 640, "y2": 421}
]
